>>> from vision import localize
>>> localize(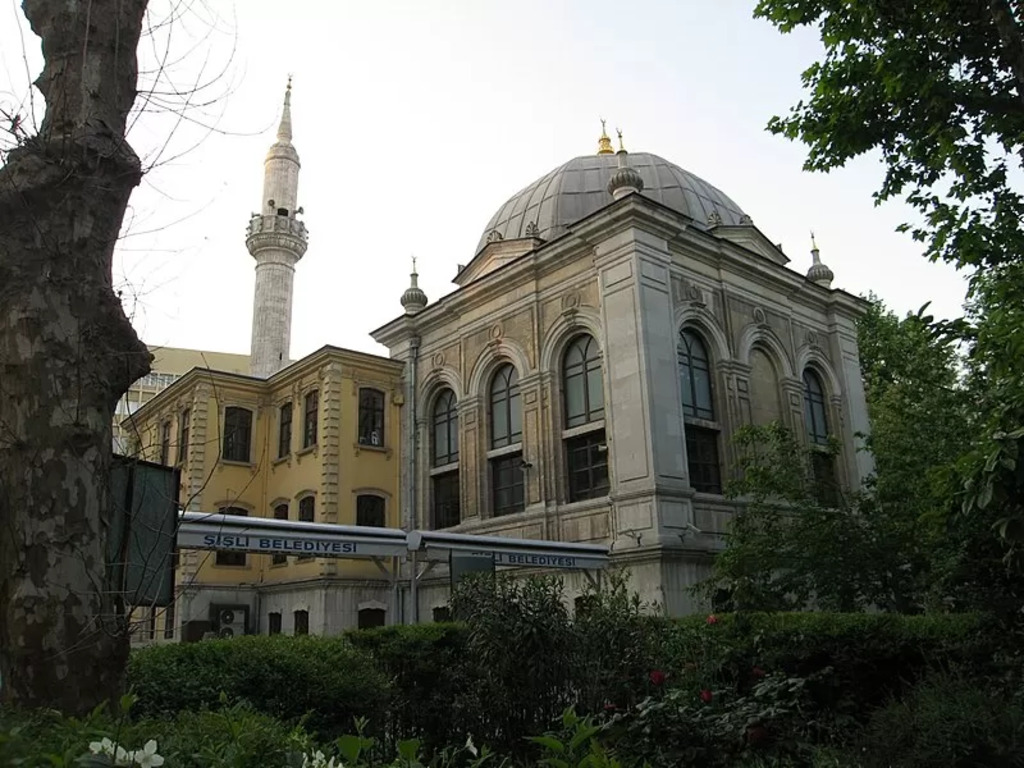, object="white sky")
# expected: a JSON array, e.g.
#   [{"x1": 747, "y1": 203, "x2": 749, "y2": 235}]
[{"x1": 1, "y1": 0, "x2": 970, "y2": 360}]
